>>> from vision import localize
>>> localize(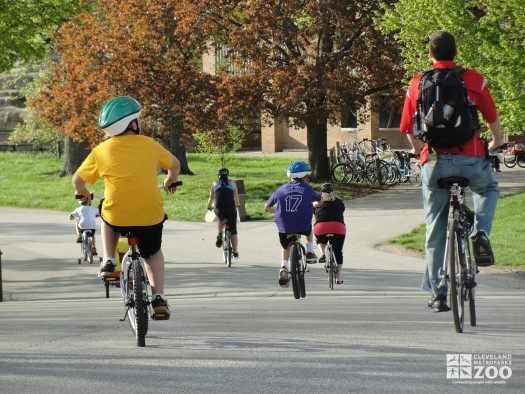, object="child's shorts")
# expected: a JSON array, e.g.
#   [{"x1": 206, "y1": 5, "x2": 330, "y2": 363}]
[{"x1": 278, "y1": 226, "x2": 312, "y2": 249}]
